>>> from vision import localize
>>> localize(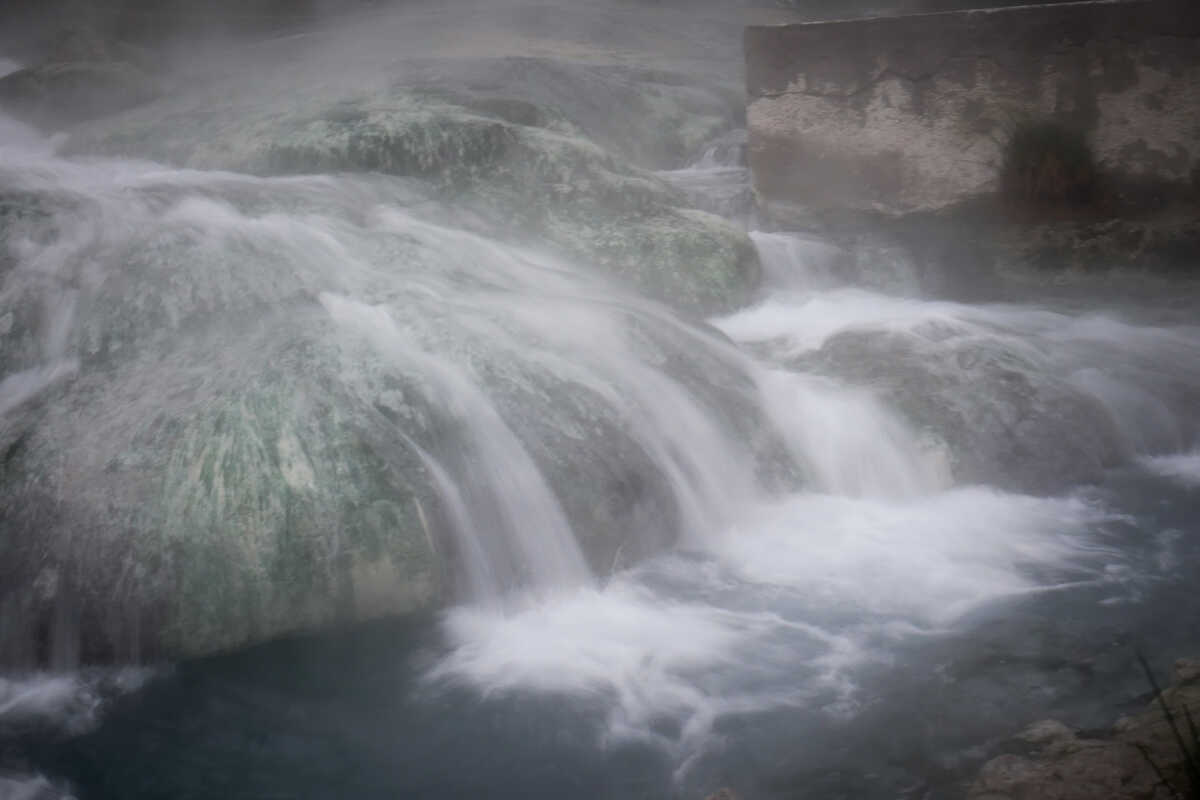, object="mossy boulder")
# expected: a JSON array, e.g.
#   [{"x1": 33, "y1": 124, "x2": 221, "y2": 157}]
[
  {"x1": 0, "y1": 311, "x2": 444, "y2": 665},
  {"x1": 0, "y1": 162, "x2": 782, "y2": 666},
  {"x1": 549, "y1": 206, "x2": 760, "y2": 314},
  {"x1": 0, "y1": 39, "x2": 770, "y2": 665},
  {"x1": 0, "y1": 178, "x2": 449, "y2": 664},
  {"x1": 67, "y1": 88, "x2": 760, "y2": 315},
  {"x1": 393, "y1": 57, "x2": 741, "y2": 170}
]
